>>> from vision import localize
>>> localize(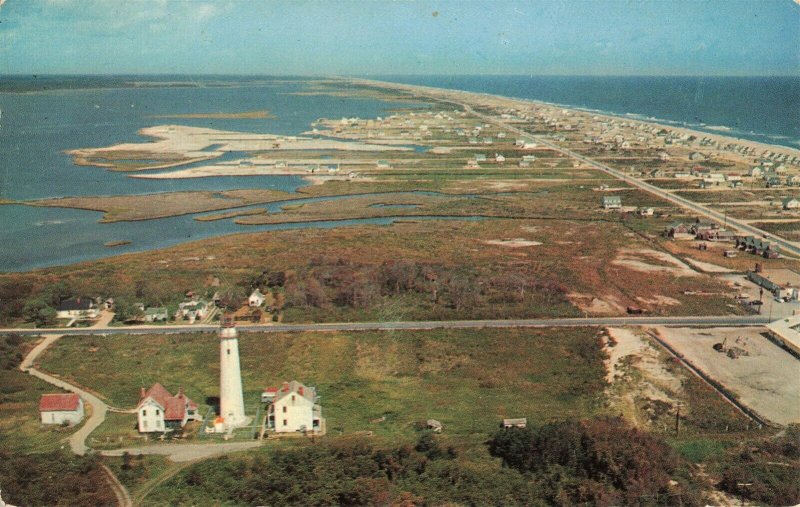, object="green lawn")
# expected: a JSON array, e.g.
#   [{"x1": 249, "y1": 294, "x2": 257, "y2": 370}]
[{"x1": 40, "y1": 328, "x2": 607, "y2": 447}]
